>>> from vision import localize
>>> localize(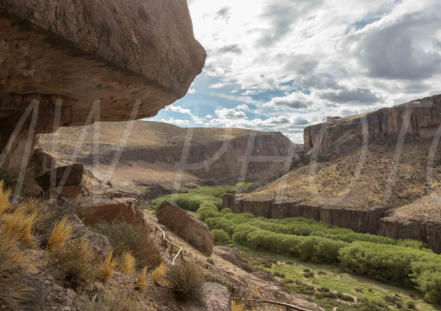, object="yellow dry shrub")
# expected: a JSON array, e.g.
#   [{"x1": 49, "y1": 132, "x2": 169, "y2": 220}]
[
  {"x1": 101, "y1": 251, "x2": 116, "y2": 283},
  {"x1": 231, "y1": 301, "x2": 246, "y2": 311},
  {"x1": 0, "y1": 206, "x2": 38, "y2": 245},
  {"x1": 151, "y1": 263, "x2": 168, "y2": 285},
  {"x1": 136, "y1": 267, "x2": 148, "y2": 292},
  {"x1": 122, "y1": 252, "x2": 136, "y2": 276},
  {"x1": 47, "y1": 216, "x2": 72, "y2": 251}
]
